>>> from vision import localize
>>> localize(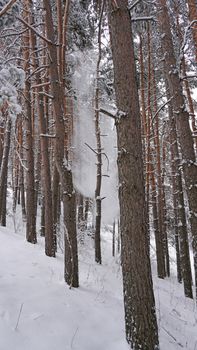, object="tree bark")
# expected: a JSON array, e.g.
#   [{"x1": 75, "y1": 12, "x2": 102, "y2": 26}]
[
  {"x1": 0, "y1": 114, "x2": 11, "y2": 226},
  {"x1": 167, "y1": 90, "x2": 193, "y2": 298},
  {"x1": 43, "y1": 0, "x2": 79, "y2": 287},
  {"x1": 108, "y1": 1, "x2": 159, "y2": 348},
  {"x1": 23, "y1": 0, "x2": 37, "y2": 244},
  {"x1": 30, "y1": 11, "x2": 55, "y2": 257},
  {"x1": 187, "y1": 0, "x2": 197, "y2": 62},
  {"x1": 157, "y1": 0, "x2": 197, "y2": 299}
]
